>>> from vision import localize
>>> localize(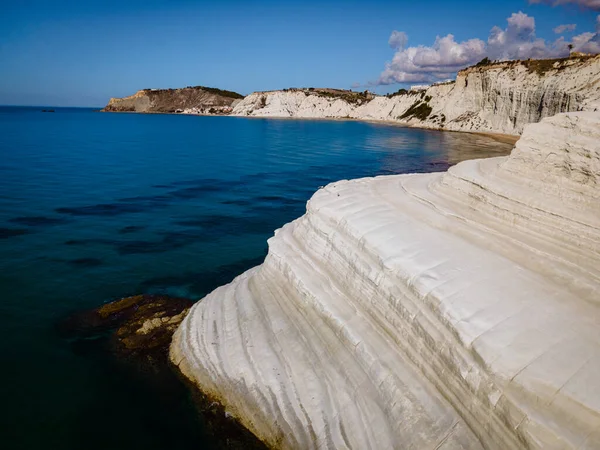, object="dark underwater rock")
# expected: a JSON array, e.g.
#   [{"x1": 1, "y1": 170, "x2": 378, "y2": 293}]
[
  {"x1": 68, "y1": 257, "x2": 103, "y2": 267},
  {"x1": 0, "y1": 227, "x2": 29, "y2": 239},
  {"x1": 9, "y1": 215, "x2": 70, "y2": 226},
  {"x1": 118, "y1": 225, "x2": 146, "y2": 234},
  {"x1": 58, "y1": 294, "x2": 267, "y2": 449},
  {"x1": 58, "y1": 294, "x2": 192, "y2": 364}
]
